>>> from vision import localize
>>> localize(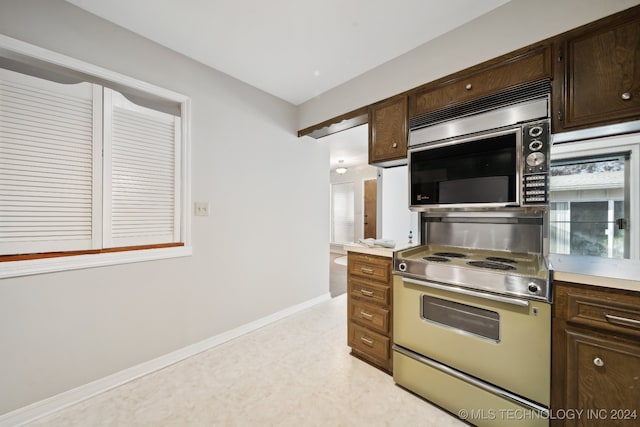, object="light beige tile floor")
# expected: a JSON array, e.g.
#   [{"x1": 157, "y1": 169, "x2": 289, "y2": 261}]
[{"x1": 28, "y1": 295, "x2": 465, "y2": 426}]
